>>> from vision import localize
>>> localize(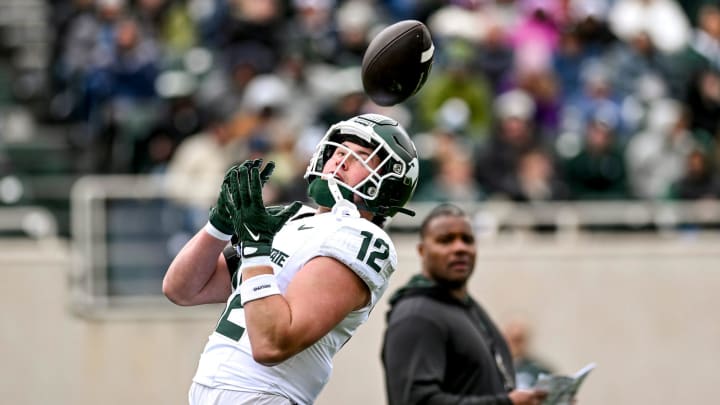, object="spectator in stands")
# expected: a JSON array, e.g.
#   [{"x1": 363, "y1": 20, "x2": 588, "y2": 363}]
[
  {"x1": 562, "y1": 115, "x2": 629, "y2": 200},
  {"x1": 238, "y1": 74, "x2": 293, "y2": 143},
  {"x1": 502, "y1": 317, "x2": 555, "y2": 389},
  {"x1": 608, "y1": 0, "x2": 691, "y2": 55},
  {"x1": 85, "y1": 15, "x2": 160, "y2": 102},
  {"x1": 670, "y1": 149, "x2": 720, "y2": 200},
  {"x1": 625, "y1": 100, "x2": 699, "y2": 200},
  {"x1": 316, "y1": 88, "x2": 368, "y2": 129},
  {"x1": 484, "y1": 0, "x2": 524, "y2": 33},
  {"x1": 666, "y1": 4, "x2": 720, "y2": 100},
  {"x1": 553, "y1": 0, "x2": 617, "y2": 104},
  {"x1": 7, "y1": 0, "x2": 720, "y2": 212},
  {"x1": 255, "y1": 128, "x2": 305, "y2": 207},
  {"x1": 164, "y1": 98, "x2": 247, "y2": 230},
  {"x1": 509, "y1": 0, "x2": 562, "y2": 78},
  {"x1": 417, "y1": 37, "x2": 494, "y2": 140},
  {"x1": 567, "y1": 0, "x2": 616, "y2": 57},
  {"x1": 688, "y1": 4, "x2": 720, "y2": 71},
  {"x1": 283, "y1": 0, "x2": 342, "y2": 65},
  {"x1": 684, "y1": 68, "x2": 720, "y2": 141},
  {"x1": 678, "y1": 0, "x2": 710, "y2": 26},
  {"x1": 517, "y1": 69, "x2": 562, "y2": 138},
  {"x1": 192, "y1": 2, "x2": 284, "y2": 114},
  {"x1": 135, "y1": 0, "x2": 197, "y2": 55},
  {"x1": 47, "y1": 0, "x2": 96, "y2": 116},
  {"x1": 413, "y1": 139, "x2": 483, "y2": 202},
  {"x1": 474, "y1": 89, "x2": 543, "y2": 198},
  {"x1": 212, "y1": 0, "x2": 285, "y2": 72},
  {"x1": 382, "y1": 203, "x2": 548, "y2": 405},
  {"x1": 605, "y1": 30, "x2": 674, "y2": 99},
  {"x1": 475, "y1": 22, "x2": 515, "y2": 94},
  {"x1": 131, "y1": 125, "x2": 177, "y2": 175},
  {"x1": 56, "y1": 0, "x2": 127, "y2": 122},
  {"x1": 503, "y1": 0, "x2": 566, "y2": 136},
  {"x1": 412, "y1": 127, "x2": 462, "y2": 194},
  {"x1": 561, "y1": 60, "x2": 625, "y2": 138},
  {"x1": 381, "y1": 0, "x2": 441, "y2": 22},
  {"x1": 332, "y1": 0, "x2": 381, "y2": 67},
  {"x1": 217, "y1": 73, "x2": 297, "y2": 205},
  {"x1": 507, "y1": 148, "x2": 569, "y2": 202},
  {"x1": 129, "y1": 68, "x2": 202, "y2": 175},
  {"x1": 84, "y1": 14, "x2": 162, "y2": 172},
  {"x1": 553, "y1": 27, "x2": 593, "y2": 101}
]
